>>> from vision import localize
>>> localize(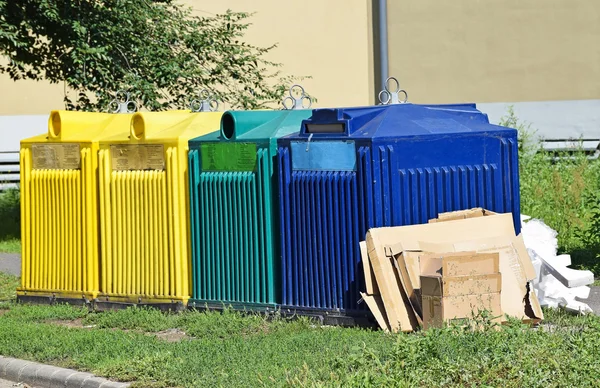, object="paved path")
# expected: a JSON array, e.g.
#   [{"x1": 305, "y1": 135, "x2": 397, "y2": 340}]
[
  {"x1": 0, "y1": 356, "x2": 128, "y2": 388},
  {"x1": 0, "y1": 254, "x2": 20, "y2": 277},
  {"x1": 582, "y1": 286, "x2": 600, "y2": 314},
  {"x1": 0, "y1": 377, "x2": 27, "y2": 387}
]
